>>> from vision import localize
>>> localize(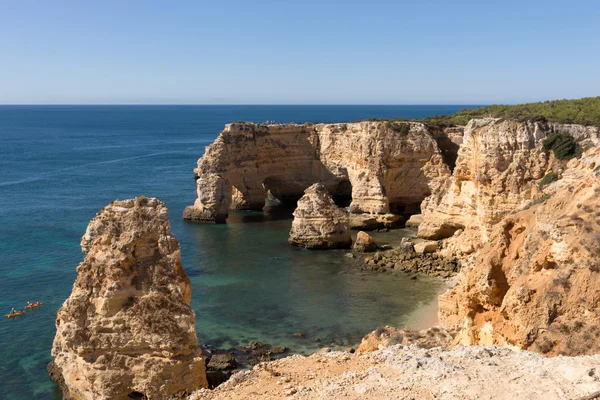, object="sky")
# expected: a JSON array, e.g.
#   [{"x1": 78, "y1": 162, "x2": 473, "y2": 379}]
[{"x1": 0, "y1": 0, "x2": 599, "y2": 104}]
